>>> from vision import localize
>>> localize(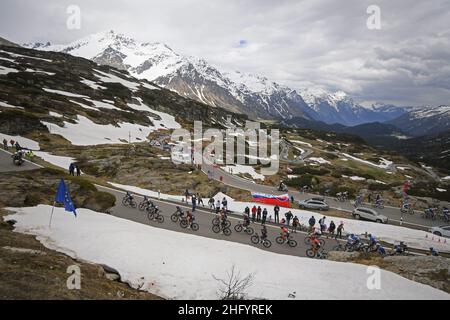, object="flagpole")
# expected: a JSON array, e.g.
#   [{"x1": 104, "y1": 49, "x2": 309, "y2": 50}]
[{"x1": 49, "y1": 201, "x2": 56, "y2": 228}]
